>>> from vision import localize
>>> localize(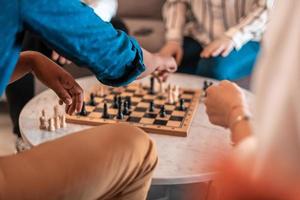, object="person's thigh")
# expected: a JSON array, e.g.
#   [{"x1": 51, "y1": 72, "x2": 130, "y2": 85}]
[
  {"x1": 0, "y1": 124, "x2": 157, "y2": 200},
  {"x1": 196, "y1": 42, "x2": 260, "y2": 80},
  {"x1": 178, "y1": 37, "x2": 203, "y2": 74}
]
